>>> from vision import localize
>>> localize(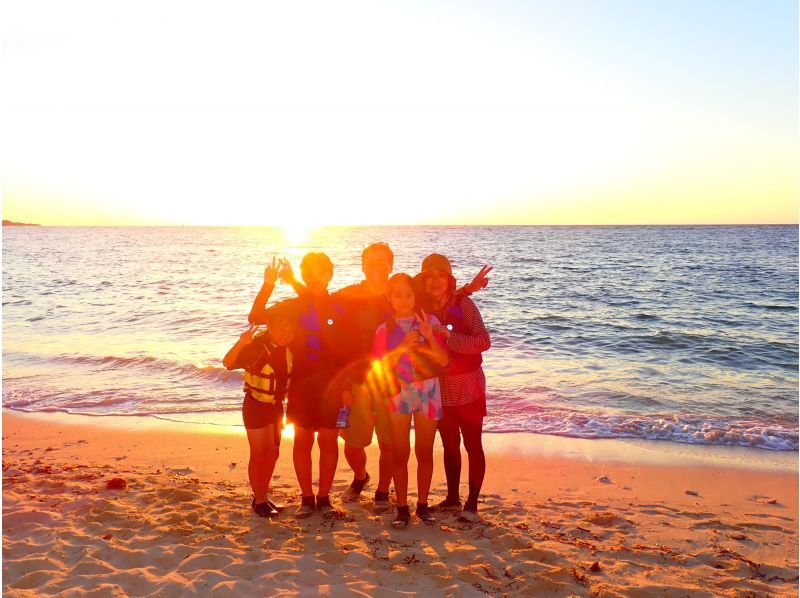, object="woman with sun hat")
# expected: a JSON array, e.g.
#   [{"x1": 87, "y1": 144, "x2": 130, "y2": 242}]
[{"x1": 415, "y1": 253, "x2": 491, "y2": 522}]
